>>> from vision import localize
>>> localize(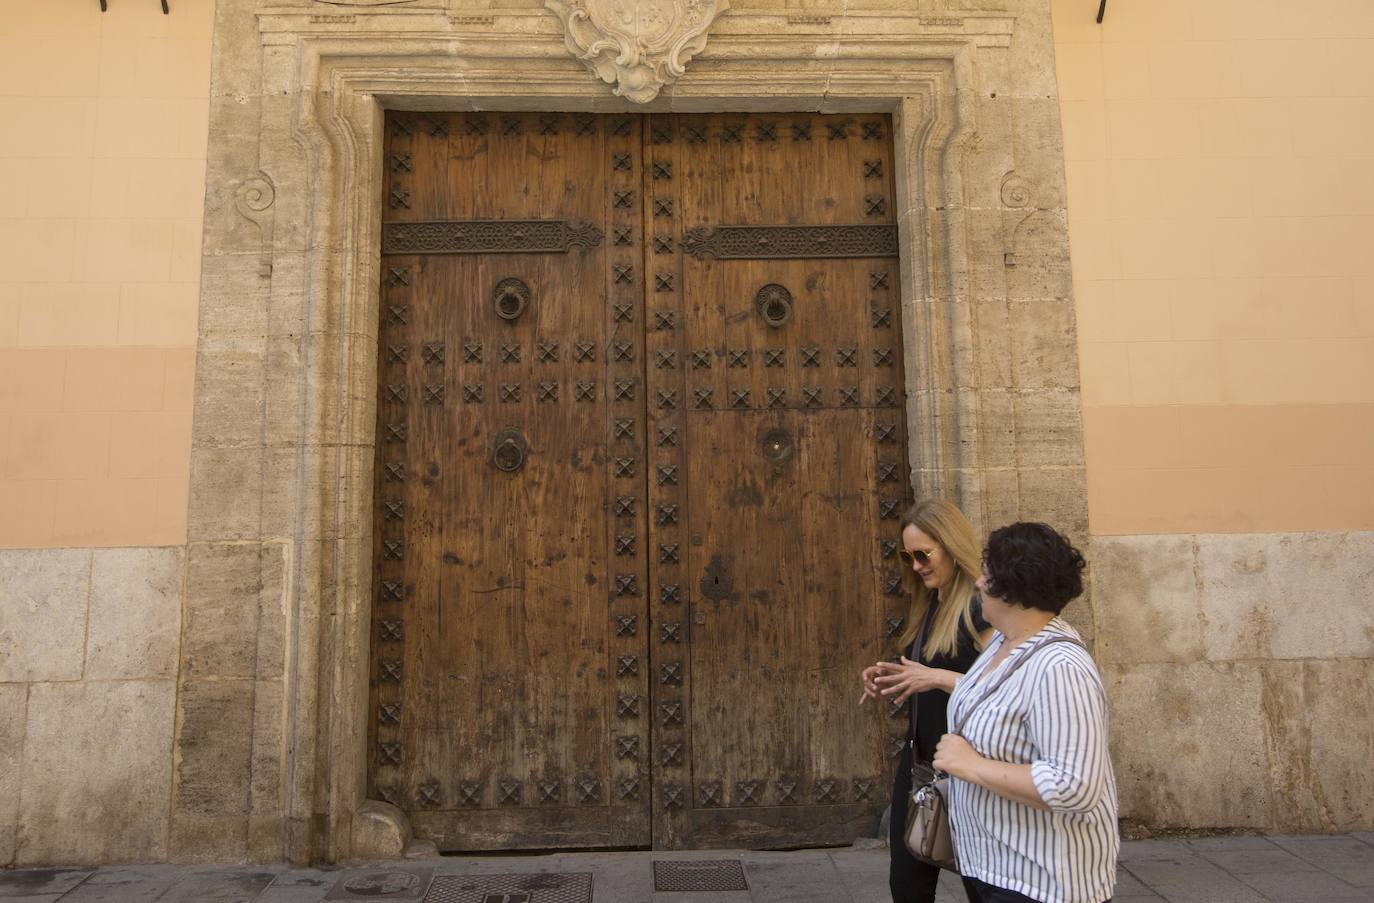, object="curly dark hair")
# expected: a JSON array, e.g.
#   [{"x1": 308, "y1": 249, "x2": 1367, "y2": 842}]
[{"x1": 981, "y1": 522, "x2": 1086, "y2": 614}]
